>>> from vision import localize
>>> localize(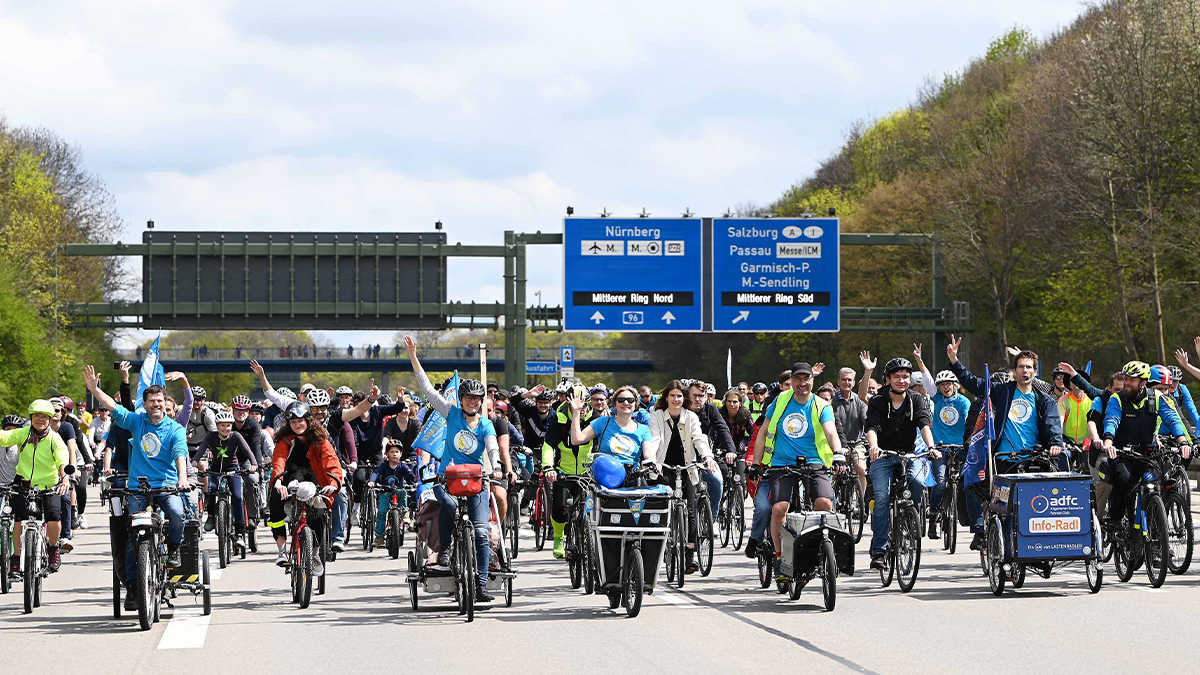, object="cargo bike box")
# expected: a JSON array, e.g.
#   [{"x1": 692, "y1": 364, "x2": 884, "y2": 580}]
[
  {"x1": 989, "y1": 472, "x2": 1097, "y2": 562},
  {"x1": 779, "y1": 511, "x2": 855, "y2": 578},
  {"x1": 588, "y1": 484, "x2": 671, "y2": 616}
]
